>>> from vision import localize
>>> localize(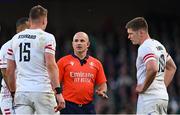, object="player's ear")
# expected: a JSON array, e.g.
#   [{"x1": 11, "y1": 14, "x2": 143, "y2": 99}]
[
  {"x1": 72, "y1": 41, "x2": 74, "y2": 48},
  {"x1": 29, "y1": 18, "x2": 32, "y2": 26},
  {"x1": 136, "y1": 30, "x2": 141, "y2": 37},
  {"x1": 42, "y1": 18, "x2": 45, "y2": 25},
  {"x1": 139, "y1": 29, "x2": 145, "y2": 35}
]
